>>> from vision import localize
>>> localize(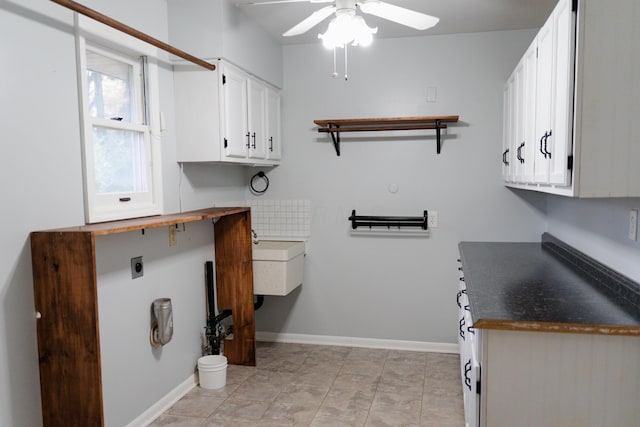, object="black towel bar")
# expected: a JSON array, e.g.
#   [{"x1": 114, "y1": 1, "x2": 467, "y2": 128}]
[{"x1": 348, "y1": 210, "x2": 428, "y2": 230}]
